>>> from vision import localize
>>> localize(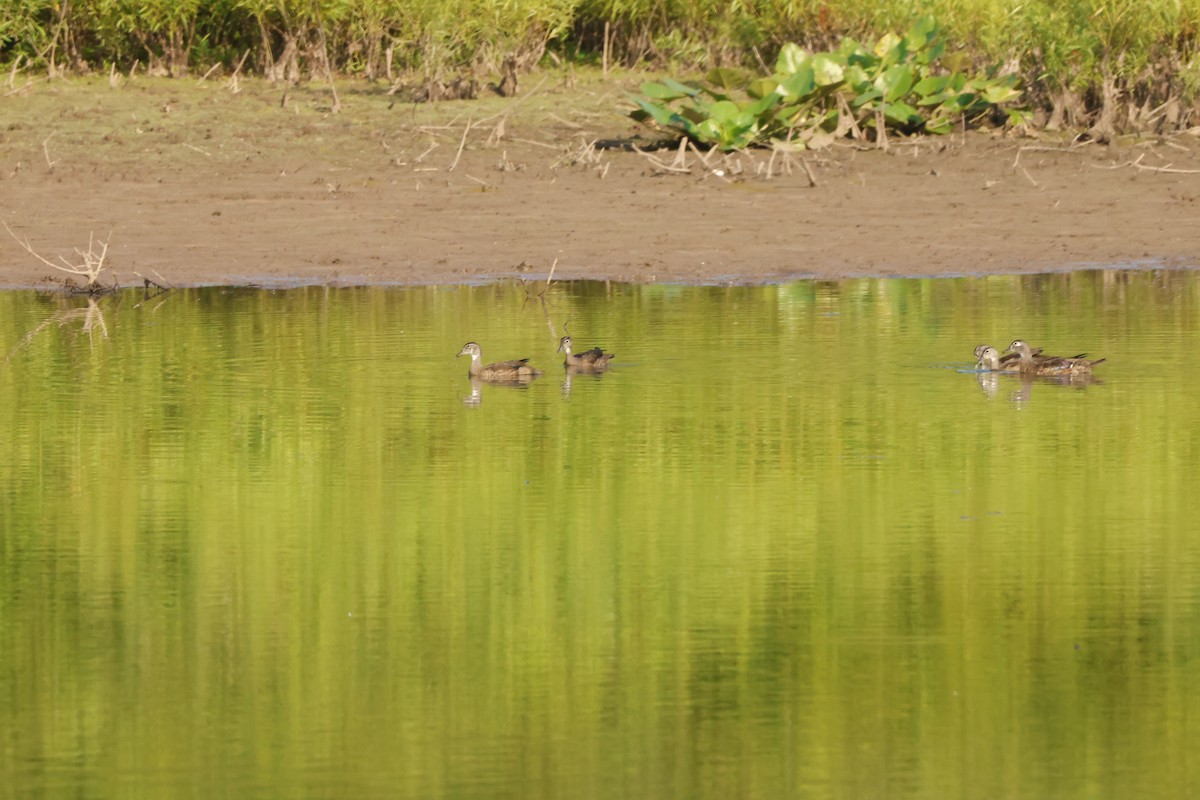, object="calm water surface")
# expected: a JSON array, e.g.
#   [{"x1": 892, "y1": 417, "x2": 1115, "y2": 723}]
[{"x1": 2, "y1": 272, "x2": 1198, "y2": 799}]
